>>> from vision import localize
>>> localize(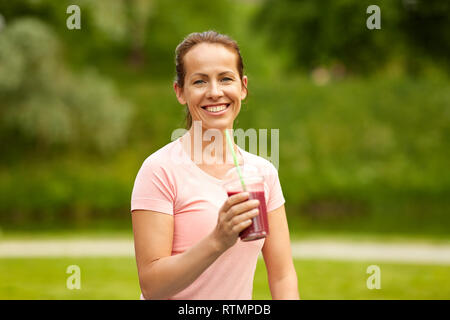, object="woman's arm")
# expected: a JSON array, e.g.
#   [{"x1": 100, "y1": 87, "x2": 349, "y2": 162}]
[
  {"x1": 262, "y1": 205, "x2": 300, "y2": 300},
  {"x1": 132, "y1": 192, "x2": 260, "y2": 300},
  {"x1": 132, "y1": 210, "x2": 224, "y2": 300}
]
